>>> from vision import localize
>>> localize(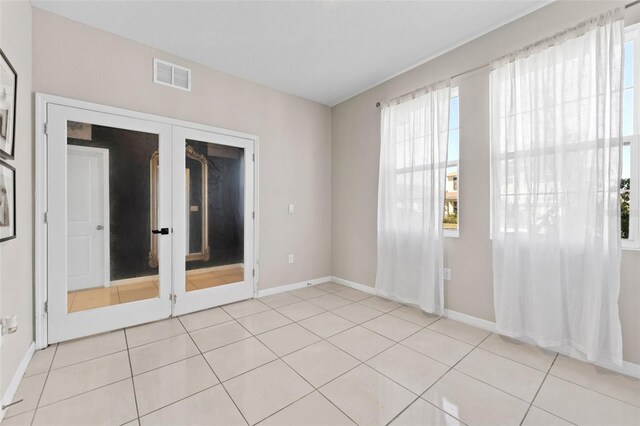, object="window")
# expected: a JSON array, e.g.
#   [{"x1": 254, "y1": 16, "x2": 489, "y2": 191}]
[
  {"x1": 444, "y1": 87, "x2": 459, "y2": 236},
  {"x1": 622, "y1": 24, "x2": 640, "y2": 249}
]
